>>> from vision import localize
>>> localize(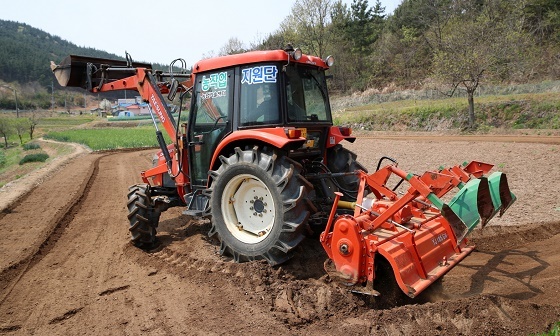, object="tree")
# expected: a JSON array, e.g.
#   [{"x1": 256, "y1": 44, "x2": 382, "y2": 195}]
[
  {"x1": 28, "y1": 113, "x2": 38, "y2": 140},
  {"x1": 13, "y1": 118, "x2": 28, "y2": 145},
  {"x1": 259, "y1": 30, "x2": 293, "y2": 51},
  {"x1": 349, "y1": 0, "x2": 375, "y2": 54},
  {"x1": 346, "y1": 0, "x2": 385, "y2": 54},
  {"x1": 286, "y1": 0, "x2": 334, "y2": 58},
  {"x1": 99, "y1": 99, "x2": 112, "y2": 113},
  {"x1": 0, "y1": 117, "x2": 14, "y2": 148},
  {"x1": 329, "y1": 1, "x2": 356, "y2": 91},
  {"x1": 524, "y1": 0, "x2": 560, "y2": 43},
  {"x1": 328, "y1": 0, "x2": 387, "y2": 91},
  {"x1": 431, "y1": 0, "x2": 531, "y2": 129},
  {"x1": 219, "y1": 37, "x2": 247, "y2": 56}
]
